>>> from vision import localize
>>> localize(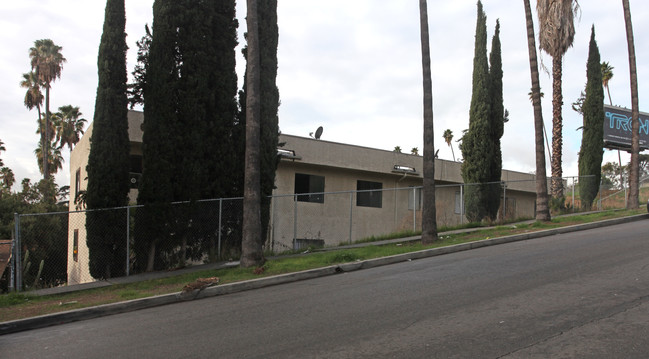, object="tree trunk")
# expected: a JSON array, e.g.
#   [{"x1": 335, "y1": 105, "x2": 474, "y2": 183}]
[
  {"x1": 419, "y1": 0, "x2": 438, "y2": 244},
  {"x1": 44, "y1": 85, "x2": 50, "y2": 179},
  {"x1": 550, "y1": 55, "x2": 564, "y2": 200},
  {"x1": 523, "y1": 0, "x2": 551, "y2": 221},
  {"x1": 241, "y1": 0, "x2": 266, "y2": 267},
  {"x1": 146, "y1": 241, "x2": 156, "y2": 272},
  {"x1": 623, "y1": 0, "x2": 640, "y2": 209}
]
